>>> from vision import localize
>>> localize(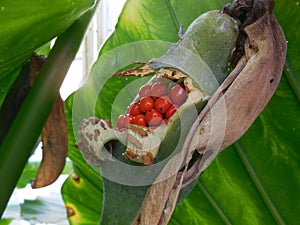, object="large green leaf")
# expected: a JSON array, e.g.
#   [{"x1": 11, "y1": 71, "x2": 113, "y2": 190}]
[
  {"x1": 62, "y1": 97, "x2": 104, "y2": 224},
  {"x1": 0, "y1": 0, "x2": 95, "y2": 108},
  {"x1": 0, "y1": 0, "x2": 98, "y2": 217},
  {"x1": 0, "y1": 219, "x2": 12, "y2": 225},
  {"x1": 63, "y1": 0, "x2": 300, "y2": 224}
]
